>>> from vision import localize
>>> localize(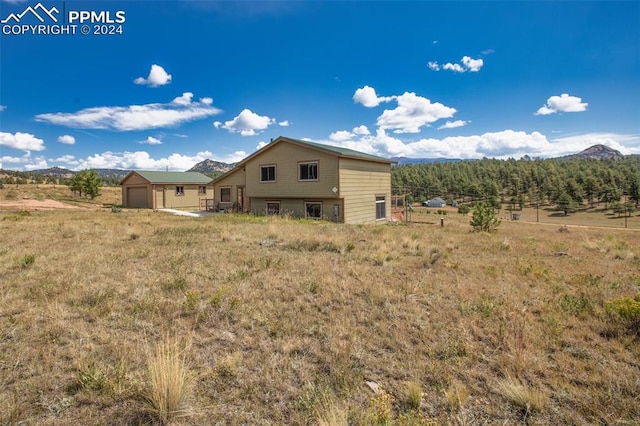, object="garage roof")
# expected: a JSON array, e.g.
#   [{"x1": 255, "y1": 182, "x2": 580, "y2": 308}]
[{"x1": 122, "y1": 171, "x2": 212, "y2": 184}]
